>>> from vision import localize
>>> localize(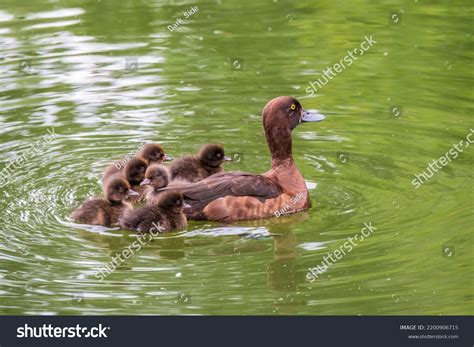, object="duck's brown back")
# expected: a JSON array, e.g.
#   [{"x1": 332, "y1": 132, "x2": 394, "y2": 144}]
[{"x1": 157, "y1": 171, "x2": 283, "y2": 220}]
